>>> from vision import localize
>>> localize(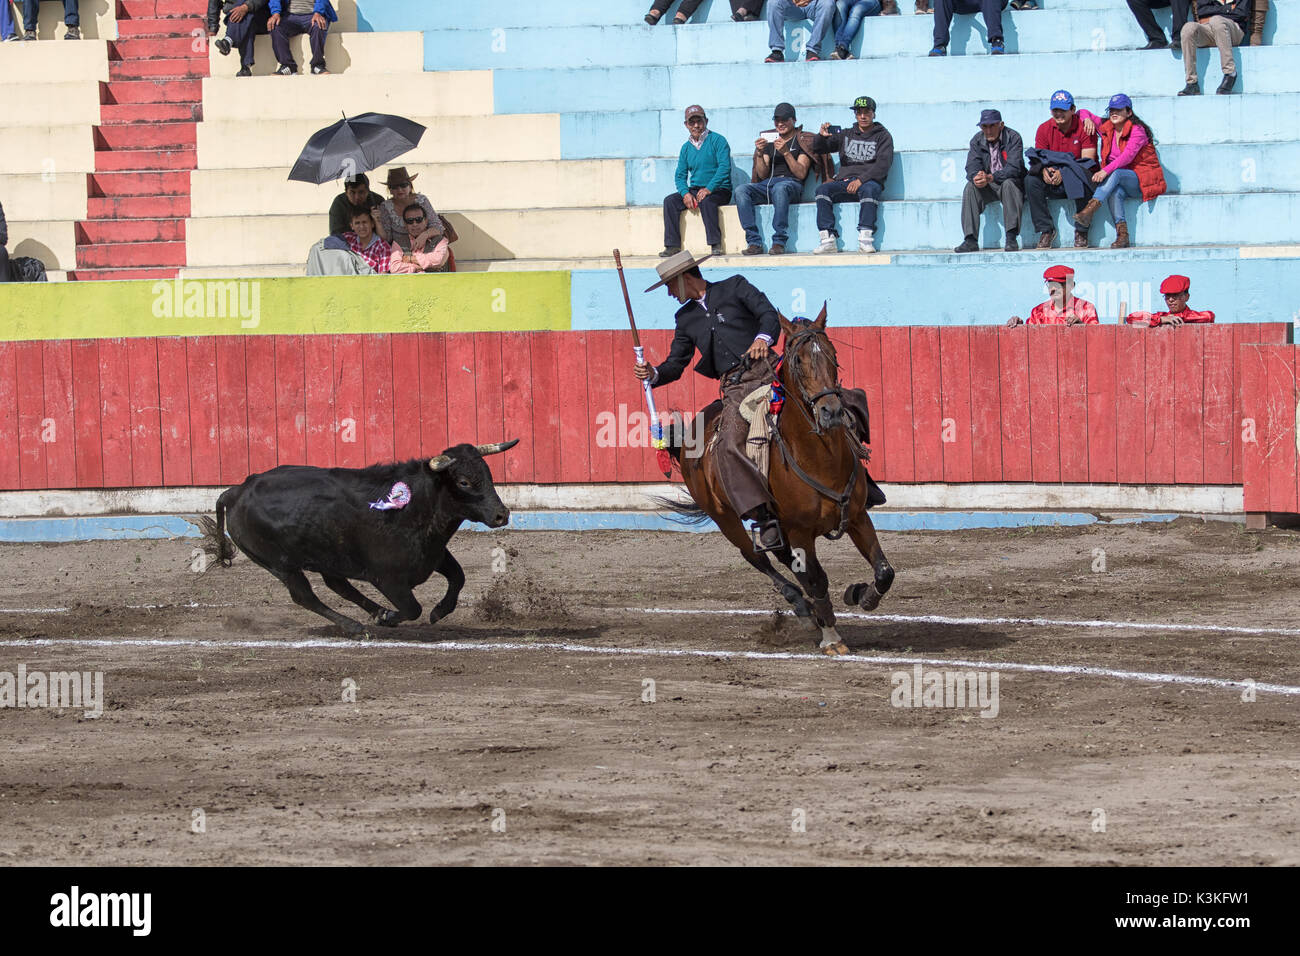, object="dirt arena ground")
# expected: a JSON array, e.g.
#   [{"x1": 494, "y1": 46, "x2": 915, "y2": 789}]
[{"x1": 1, "y1": 517, "x2": 1298, "y2": 866}]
